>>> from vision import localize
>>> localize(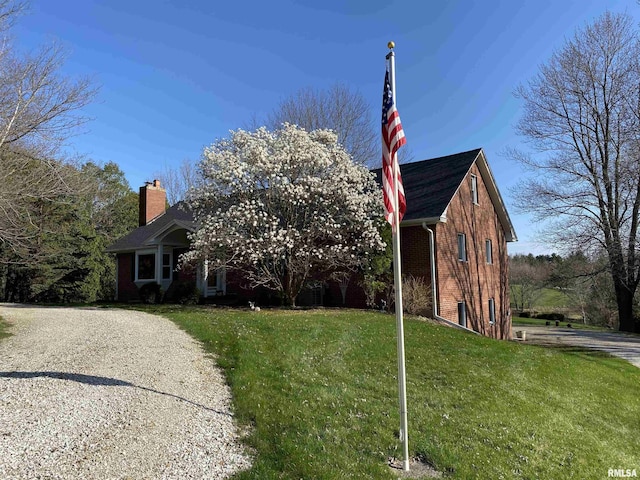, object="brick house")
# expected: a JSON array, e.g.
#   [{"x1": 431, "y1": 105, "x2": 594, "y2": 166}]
[
  {"x1": 107, "y1": 148, "x2": 516, "y2": 338},
  {"x1": 105, "y1": 180, "x2": 225, "y2": 302},
  {"x1": 382, "y1": 148, "x2": 517, "y2": 339}
]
